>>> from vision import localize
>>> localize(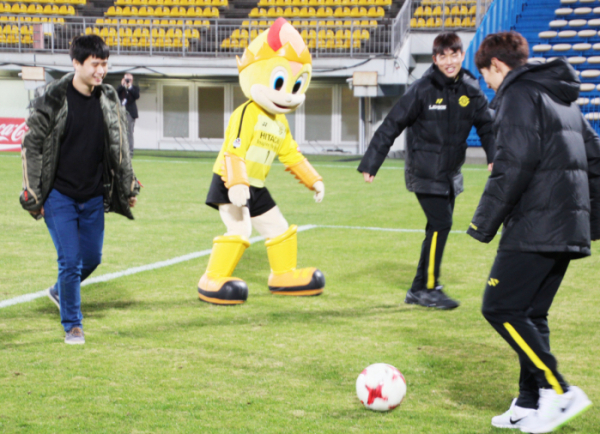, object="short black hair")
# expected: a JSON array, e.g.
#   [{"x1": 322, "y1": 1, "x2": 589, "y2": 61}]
[
  {"x1": 475, "y1": 31, "x2": 529, "y2": 71},
  {"x1": 70, "y1": 35, "x2": 109, "y2": 64},
  {"x1": 432, "y1": 32, "x2": 463, "y2": 56}
]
